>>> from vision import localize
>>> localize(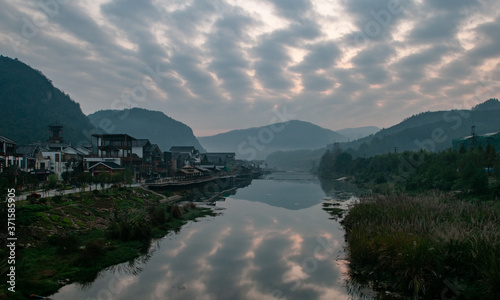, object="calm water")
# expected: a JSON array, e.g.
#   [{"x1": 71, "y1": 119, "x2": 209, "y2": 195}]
[{"x1": 52, "y1": 173, "x2": 370, "y2": 300}]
